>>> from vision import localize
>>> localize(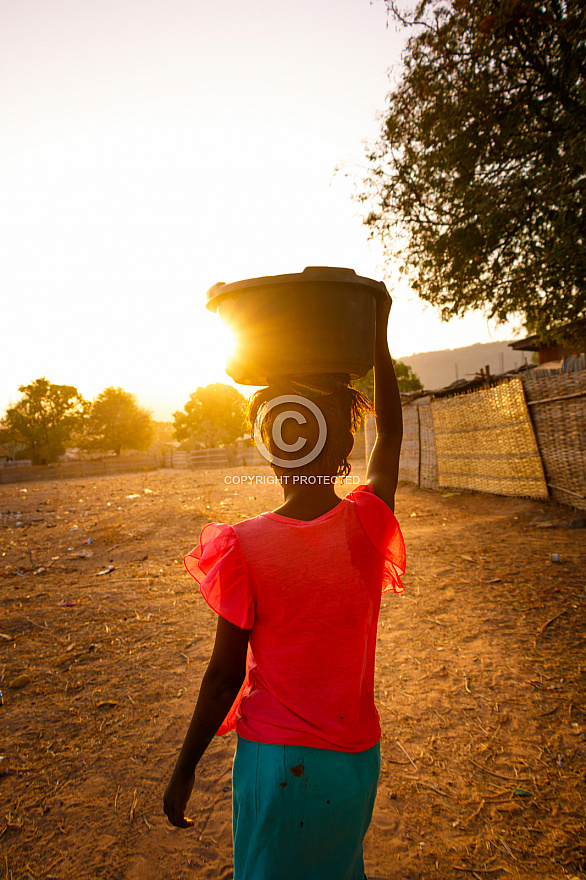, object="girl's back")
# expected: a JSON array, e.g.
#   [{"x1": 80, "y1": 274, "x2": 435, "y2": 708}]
[{"x1": 186, "y1": 484, "x2": 405, "y2": 752}]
